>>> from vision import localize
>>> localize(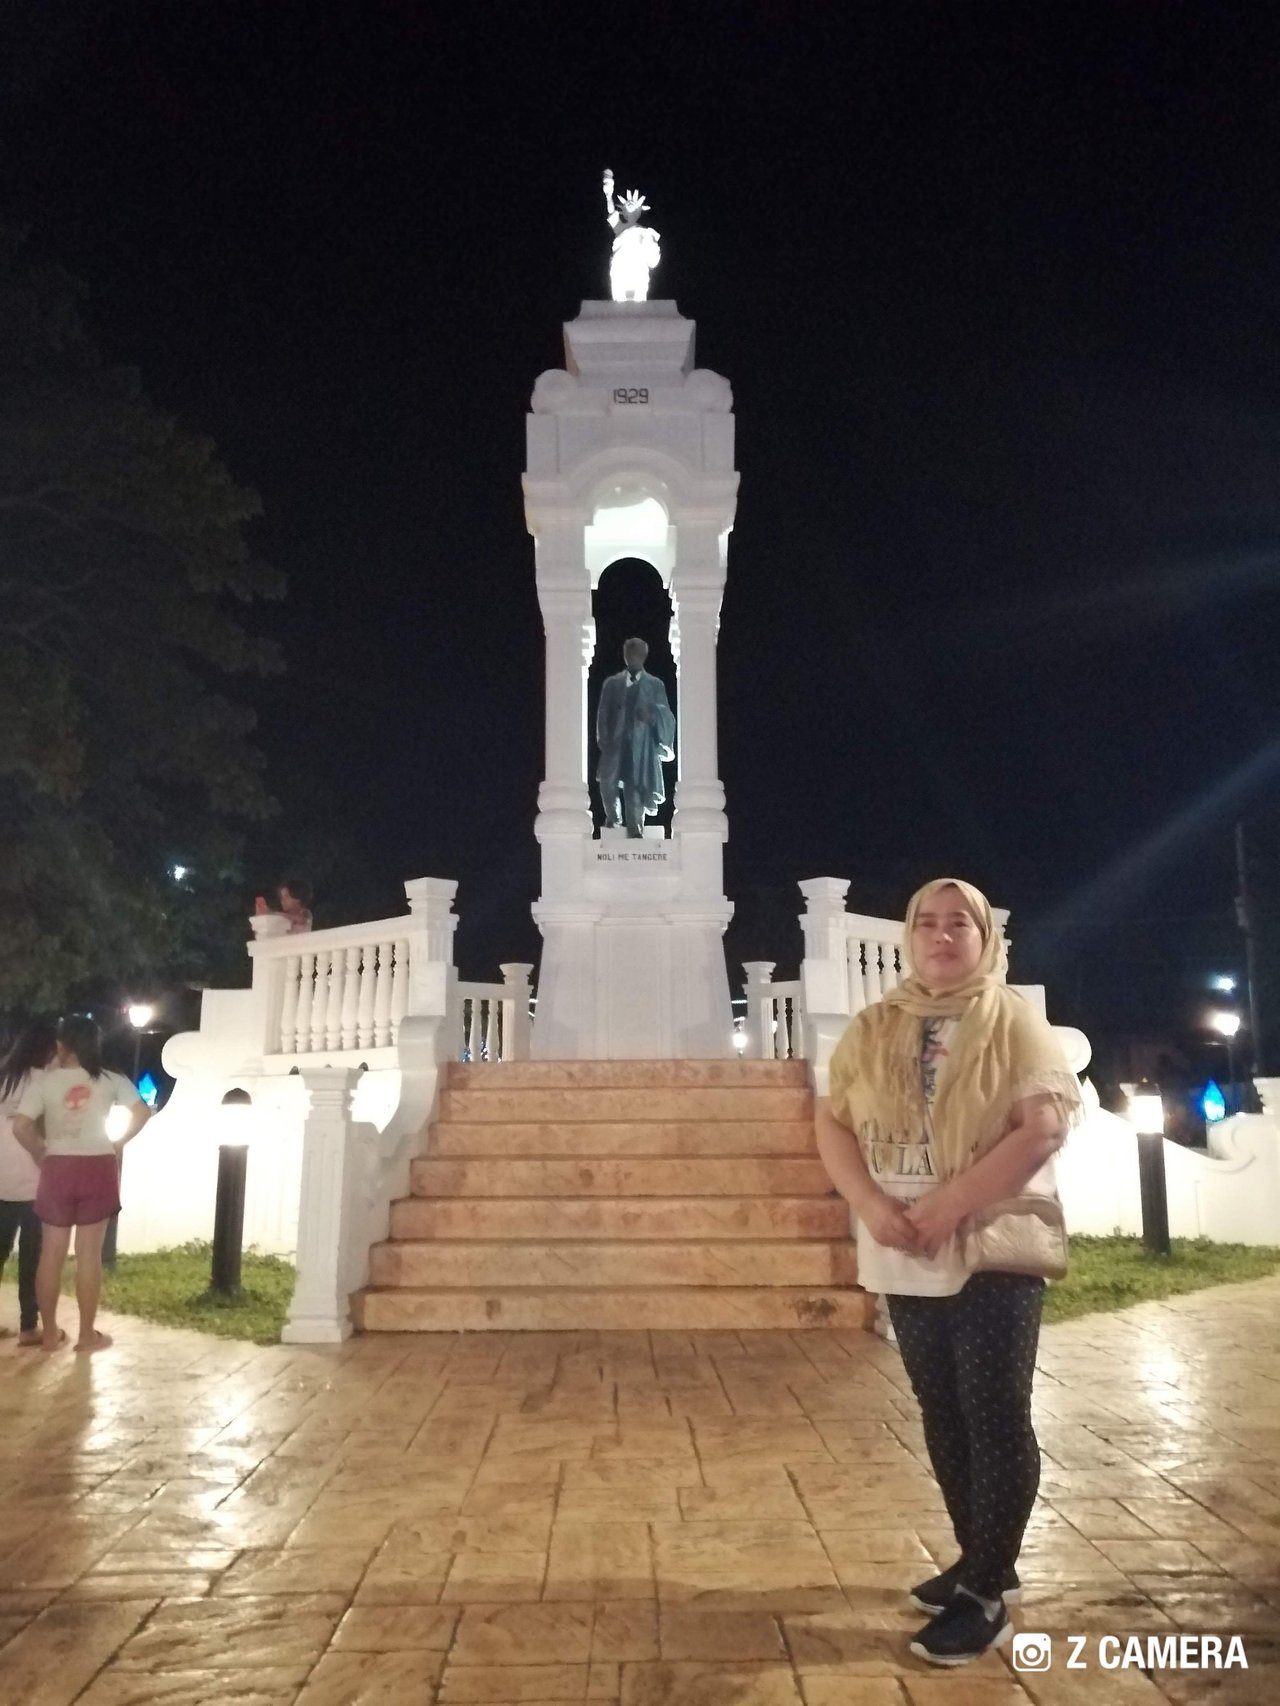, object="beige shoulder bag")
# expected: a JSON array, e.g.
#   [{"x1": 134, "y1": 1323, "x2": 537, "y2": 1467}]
[{"x1": 959, "y1": 1192, "x2": 1068, "y2": 1281}]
